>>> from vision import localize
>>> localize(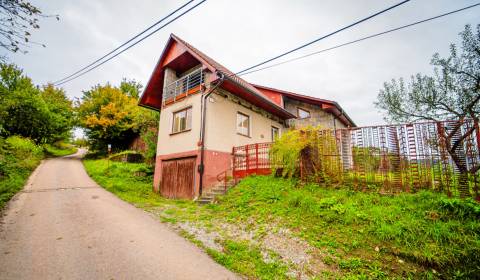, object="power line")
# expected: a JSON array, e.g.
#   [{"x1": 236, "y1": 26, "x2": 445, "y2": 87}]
[
  {"x1": 235, "y1": 0, "x2": 411, "y2": 75},
  {"x1": 54, "y1": 0, "x2": 207, "y2": 86},
  {"x1": 238, "y1": 3, "x2": 480, "y2": 77},
  {"x1": 52, "y1": 0, "x2": 195, "y2": 85}
]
